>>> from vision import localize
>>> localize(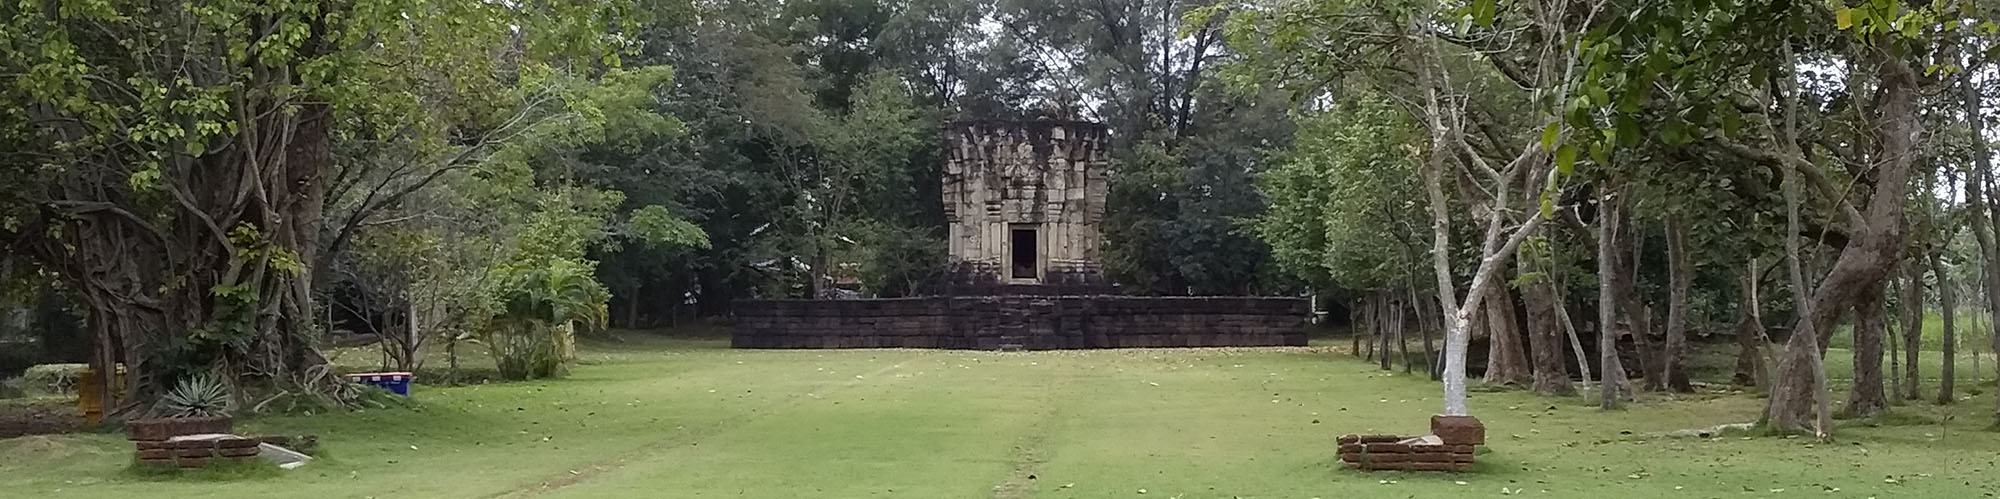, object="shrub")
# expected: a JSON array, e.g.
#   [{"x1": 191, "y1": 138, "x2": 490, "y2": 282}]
[
  {"x1": 20, "y1": 363, "x2": 88, "y2": 396},
  {"x1": 485, "y1": 258, "x2": 608, "y2": 380}
]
